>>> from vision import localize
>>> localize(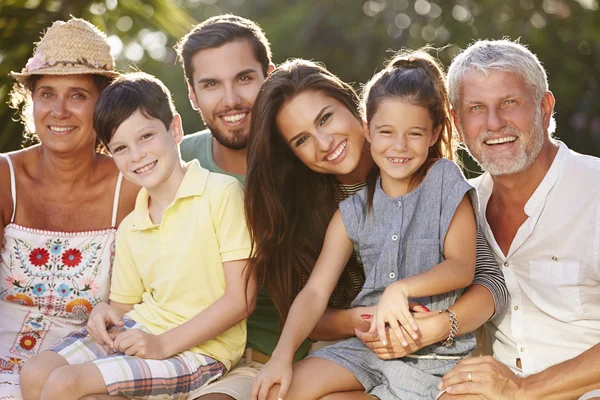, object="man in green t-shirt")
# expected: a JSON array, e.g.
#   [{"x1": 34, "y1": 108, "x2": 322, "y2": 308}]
[
  {"x1": 175, "y1": 14, "x2": 370, "y2": 400},
  {"x1": 175, "y1": 15, "x2": 309, "y2": 400}
]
